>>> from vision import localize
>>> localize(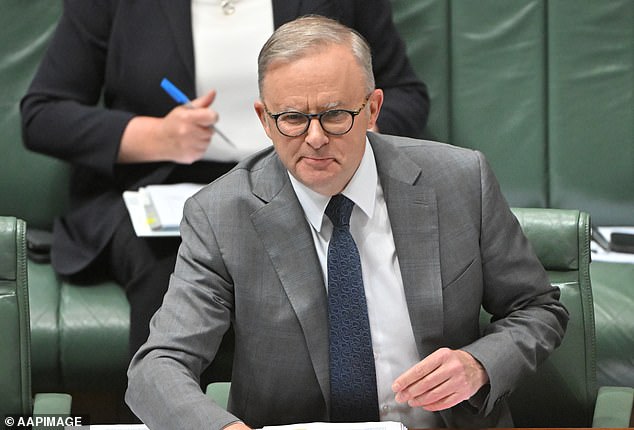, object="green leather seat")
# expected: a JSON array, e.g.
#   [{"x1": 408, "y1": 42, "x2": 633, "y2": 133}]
[
  {"x1": 504, "y1": 208, "x2": 632, "y2": 428},
  {"x1": 590, "y1": 261, "x2": 634, "y2": 389},
  {"x1": 0, "y1": 216, "x2": 71, "y2": 416}
]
